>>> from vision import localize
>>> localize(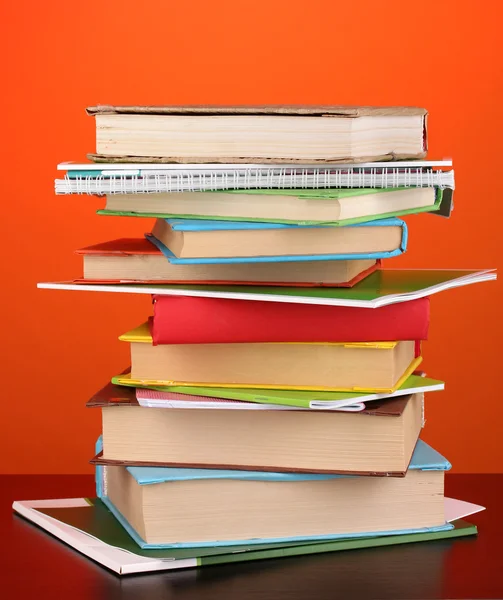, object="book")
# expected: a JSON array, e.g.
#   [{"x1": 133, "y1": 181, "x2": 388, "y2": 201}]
[
  {"x1": 12, "y1": 498, "x2": 480, "y2": 575},
  {"x1": 150, "y1": 295, "x2": 430, "y2": 344},
  {"x1": 119, "y1": 322, "x2": 422, "y2": 392},
  {"x1": 133, "y1": 388, "x2": 362, "y2": 411},
  {"x1": 100, "y1": 188, "x2": 440, "y2": 227},
  {"x1": 86, "y1": 105, "x2": 427, "y2": 163},
  {"x1": 147, "y1": 217, "x2": 407, "y2": 263},
  {"x1": 76, "y1": 238, "x2": 377, "y2": 286},
  {"x1": 89, "y1": 379, "x2": 424, "y2": 475},
  {"x1": 95, "y1": 439, "x2": 453, "y2": 548},
  {"x1": 38, "y1": 268, "x2": 497, "y2": 307},
  {"x1": 55, "y1": 159, "x2": 455, "y2": 198},
  {"x1": 88, "y1": 379, "x2": 369, "y2": 411},
  {"x1": 111, "y1": 372, "x2": 445, "y2": 411}
]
